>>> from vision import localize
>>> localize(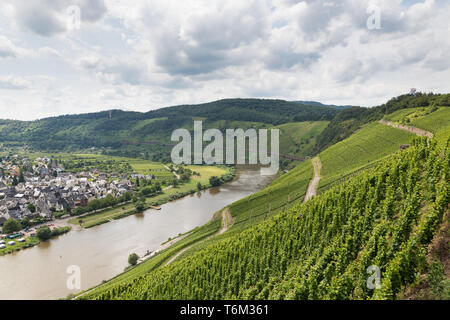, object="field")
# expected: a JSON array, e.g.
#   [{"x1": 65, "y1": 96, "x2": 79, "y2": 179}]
[{"x1": 318, "y1": 122, "x2": 414, "y2": 190}]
